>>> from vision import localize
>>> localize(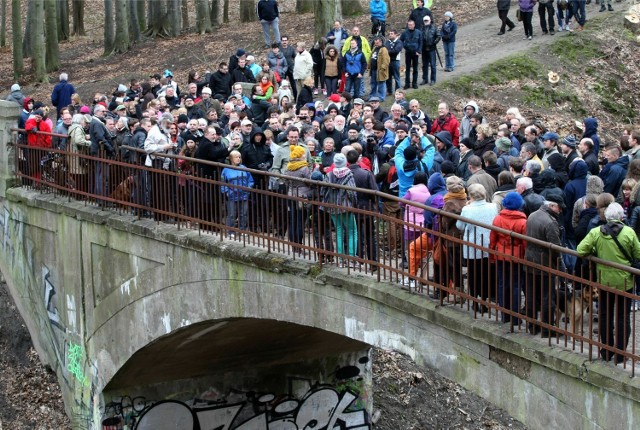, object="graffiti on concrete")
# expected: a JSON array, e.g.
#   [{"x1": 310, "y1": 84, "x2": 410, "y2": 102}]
[
  {"x1": 67, "y1": 342, "x2": 88, "y2": 386},
  {"x1": 129, "y1": 386, "x2": 369, "y2": 430}
]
